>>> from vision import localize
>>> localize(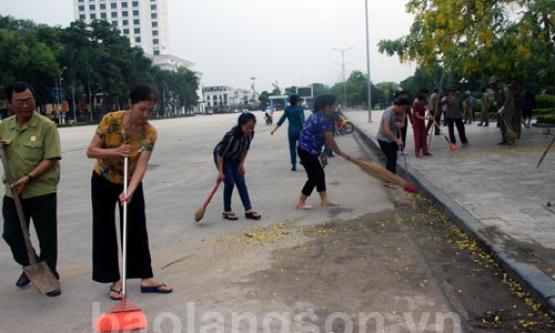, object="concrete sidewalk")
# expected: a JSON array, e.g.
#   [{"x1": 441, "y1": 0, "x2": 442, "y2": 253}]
[{"x1": 348, "y1": 109, "x2": 555, "y2": 315}]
